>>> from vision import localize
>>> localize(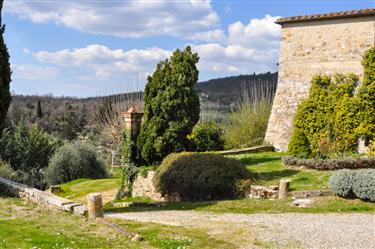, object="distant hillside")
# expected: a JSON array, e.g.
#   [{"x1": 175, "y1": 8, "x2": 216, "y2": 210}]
[
  {"x1": 7, "y1": 72, "x2": 278, "y2": 130},
  {"x1": 196, "y1": 72, "x2": 278, "y2": 105}
]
